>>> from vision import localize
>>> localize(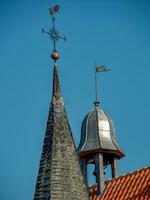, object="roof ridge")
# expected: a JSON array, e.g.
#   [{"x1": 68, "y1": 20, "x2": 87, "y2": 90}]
[{"x1": 106, "y1": 166, "x2": 150, "y2": 183}]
